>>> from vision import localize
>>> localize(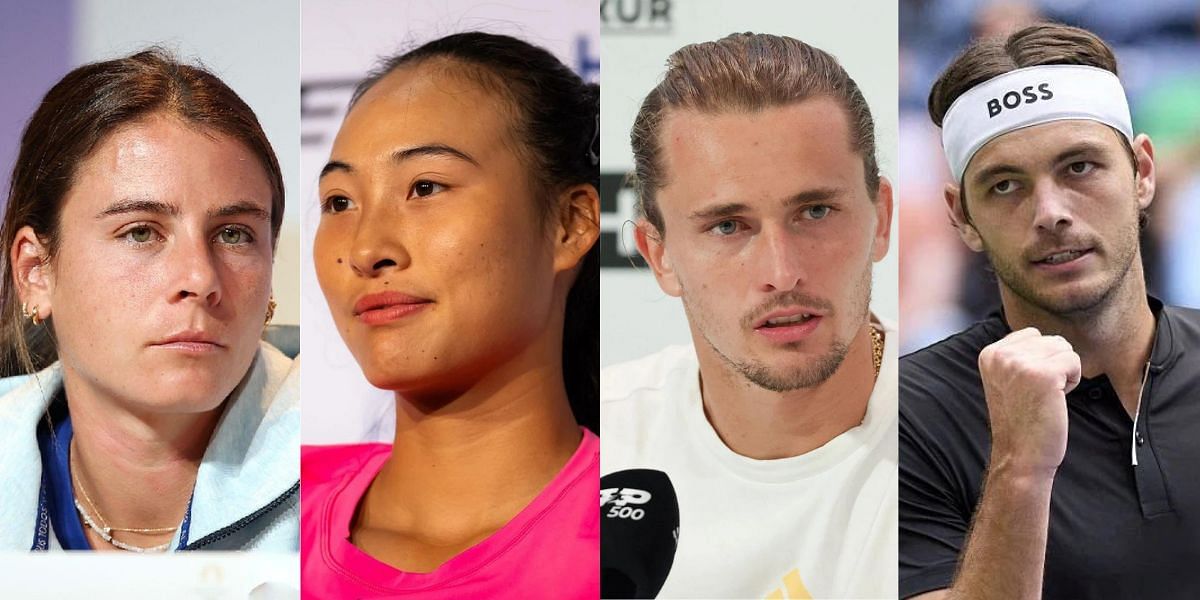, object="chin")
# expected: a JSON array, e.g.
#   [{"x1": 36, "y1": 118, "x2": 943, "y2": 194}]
[
  {"x1": 360, "y1": 365, "x2": 453, "y2": 395},
  {"x1": 147, "y1": 367, "x2": 245, "y2": 409},
  {"x1": 356, "y1": 355, "x2": 429, "y2": 391},
  {"x1": 1029, "y1": 279, "x2": 1117, "y2": 315},
  {"x1": 128, "y1": 389, "x2": 230, "y2": 415}
]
